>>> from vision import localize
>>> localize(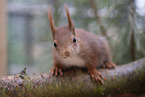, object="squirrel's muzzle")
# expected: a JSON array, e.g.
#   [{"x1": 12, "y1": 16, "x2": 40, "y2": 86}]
[{"x1": 64, "y1": 50, "x2": 70, "y2": 58}]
